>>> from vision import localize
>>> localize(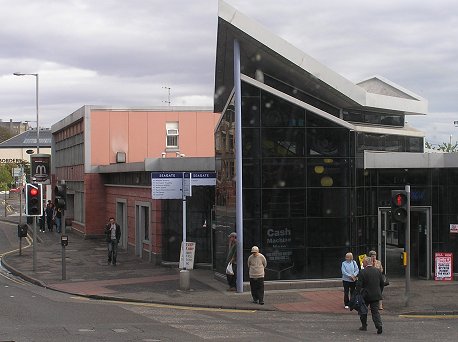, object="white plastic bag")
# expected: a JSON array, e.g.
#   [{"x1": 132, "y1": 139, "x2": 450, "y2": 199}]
[{"x1": 226, "y1": 262, "x2": 234, "y2": 275}]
